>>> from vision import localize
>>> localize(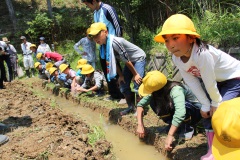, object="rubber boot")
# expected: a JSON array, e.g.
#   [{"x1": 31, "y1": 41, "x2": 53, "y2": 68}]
[
  {"x1": 120, "y1": 93, "x2": 135, "y2": 116},
  {"x1": 26, "y1": 69, "x2": 30, "y2": 78},
  {"x1": 201, "y1": 130, "x2": 215, "y2": 160},
  {"x1": 31, "y1": 68, "x2": 35, "y2": 77}
]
